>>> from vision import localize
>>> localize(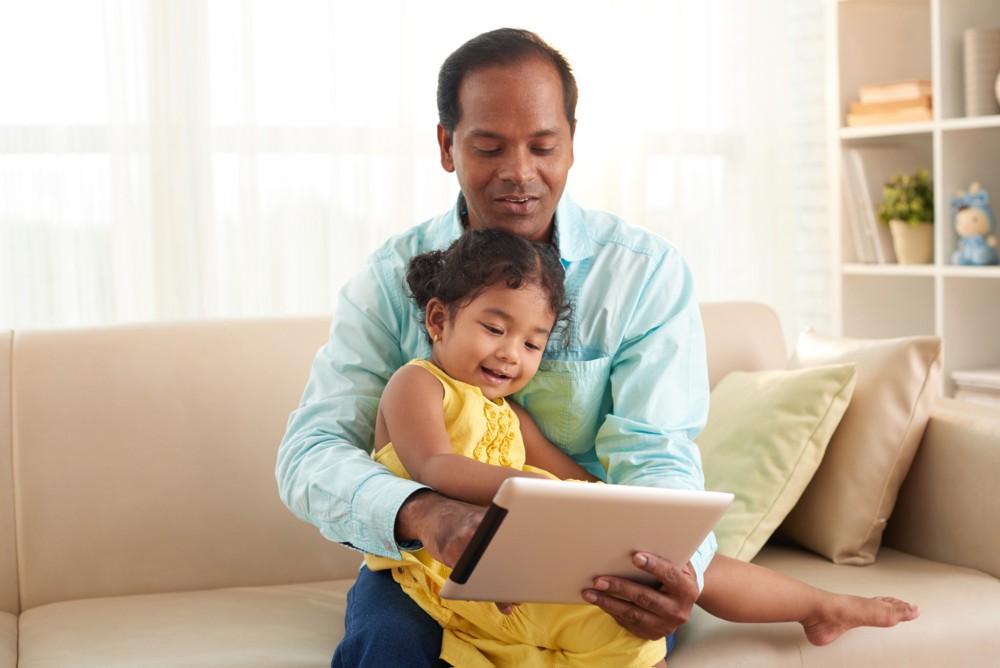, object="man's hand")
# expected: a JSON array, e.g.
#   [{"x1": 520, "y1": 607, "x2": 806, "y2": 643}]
[
  {"x1": 394, "y1": 489, "x2": 485, "y2": 568},
  {"x1": 581, "y1": 552, "x2": 699, "y2": 640}
]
